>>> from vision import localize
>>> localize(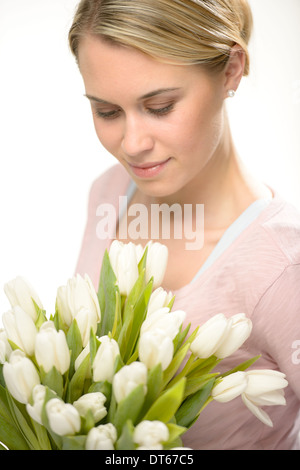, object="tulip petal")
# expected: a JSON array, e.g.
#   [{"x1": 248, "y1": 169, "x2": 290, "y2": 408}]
[{"x1": 241, "y1": 393, "x2": 273, "y2": 427}]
